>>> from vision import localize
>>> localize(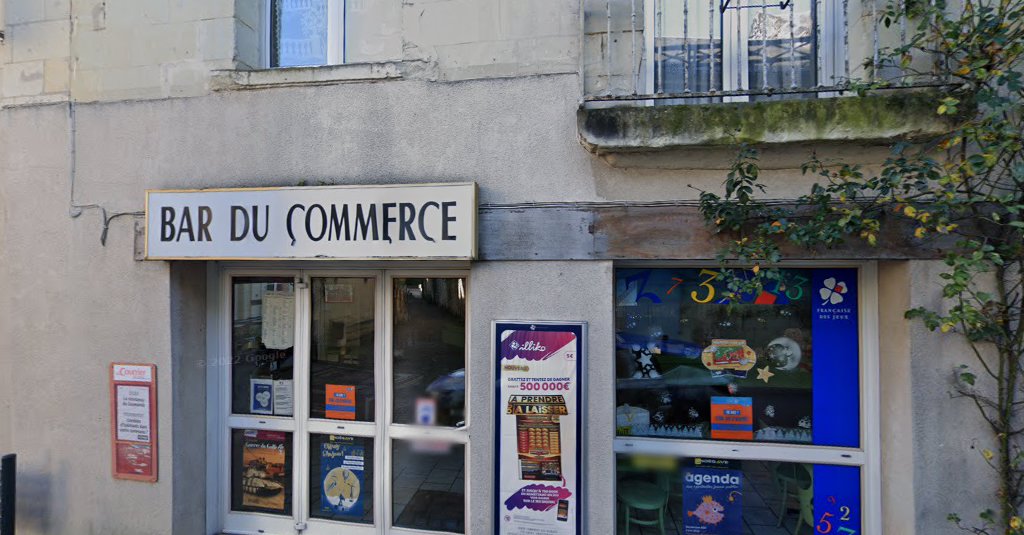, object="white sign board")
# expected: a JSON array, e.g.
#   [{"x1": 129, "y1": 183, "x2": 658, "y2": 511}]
[
  {"x1": 145, "y1": 183, "x2": 477, "y2": 260},
  {"x1": 116, "y1": 385, "x2": 152, "y2": 442}
]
